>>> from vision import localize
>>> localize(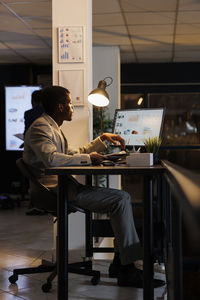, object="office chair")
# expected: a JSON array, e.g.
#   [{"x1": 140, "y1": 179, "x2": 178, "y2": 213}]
[{"x1": 8, "y1": 158, "x2": 100, "y2": 293}]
